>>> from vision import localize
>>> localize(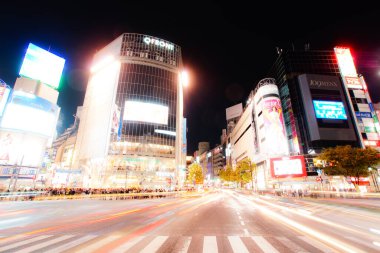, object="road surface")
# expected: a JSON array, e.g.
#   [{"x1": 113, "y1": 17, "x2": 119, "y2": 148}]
[{"x1": 0, "y1": 189, "x2": 379, "y2": 252}]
